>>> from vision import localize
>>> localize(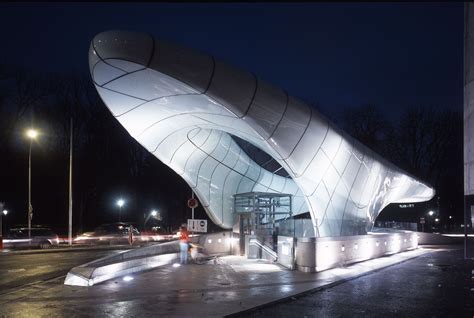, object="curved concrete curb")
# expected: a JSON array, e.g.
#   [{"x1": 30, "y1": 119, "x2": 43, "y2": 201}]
[
  {"x1": 64, "y1": 241, "x2": 179, "y2": 286},
  {"x1": 64, "y1": 231, "x2": 234, "y2": 286}
]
